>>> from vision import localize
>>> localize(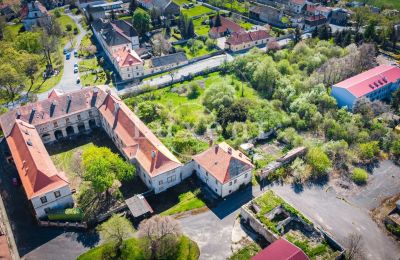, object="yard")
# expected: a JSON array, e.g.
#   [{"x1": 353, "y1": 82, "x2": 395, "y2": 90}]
[
  {"x1": 181, "y1": 5, "x2": 214, "y2": 18},
  {"x1": 173, "y1": 0, "x2": 191, "y2": 5},
  {"x1": 193, "y1": 18, "x2": 210, "y2": 36},
  {"x1": 78, "y1": 57, "x2": 109, "y2": 86},
  {"x1": 364, "y1": 0, "x2": 400, "y2": 9}
]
